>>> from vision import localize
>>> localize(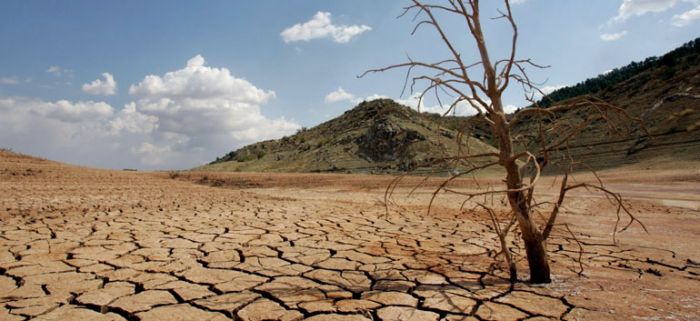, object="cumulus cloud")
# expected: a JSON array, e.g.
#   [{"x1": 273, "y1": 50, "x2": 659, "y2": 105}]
[
  {"x1": 281, "y1": 12, "x2": 371, "y2": 44},
  {"x1": 0, "y1": 96, "x2": 125, "y2": 168},
  {"x1": 1, "y1": 55, "x2": 299, "y2": 169},
  {"x1": 125, "y1": 54, "x2": 298, "y2": 165},
  {"x1": 324, "y1": 87, "x2": 356, "y2": 103},
  {"x1": 350, "y1": 93, "x2": 527, "y2": 117},
  {"x1": 40, "y1": 100, "x2": 113, "y2": 123},
  {"x1": 125, "y1": 55, "x2": 298, "y2": 167},
  {"x1": 672, "y1": 4, "x2": 700, "y2": 26},
  {"x1": 0, "y1": 96, "x2": 113, "y2": 123},
  {"x1": 131, "y1": 142, "x2": 172, "y2": 167},
  {"x1": 324, "y1": 89, "x2": 462, "y2": 114},
  {"x1": 401, "y1": 95, "x2": 483, "y2": 116},
  {"x1": 324, "y1": 89, "x2": 391, "y2": 106},
  {"x1": 352, "y1": 93, "x2": 481, "y2": 117},
  {"x1": 82, "y1": 72, "x2": 117, "y2": 96},
  {"x1": 129, "y1": 55, "x2": 275, "y2": 104},
  {"x1": 108, "y1": 102, "x2": 159, "y2": 135},
  {"x1": 600, "y1": 31, "x2": 628, "y2": 41}
]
